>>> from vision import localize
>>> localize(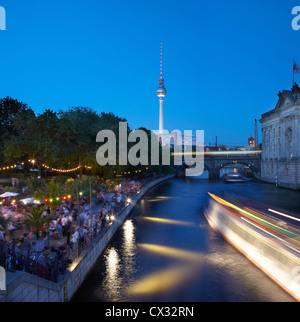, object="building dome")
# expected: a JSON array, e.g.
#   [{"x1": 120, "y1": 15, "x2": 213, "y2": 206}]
[{"x1": 156, "y1": 86, "x2": 167, "y2": 98}]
